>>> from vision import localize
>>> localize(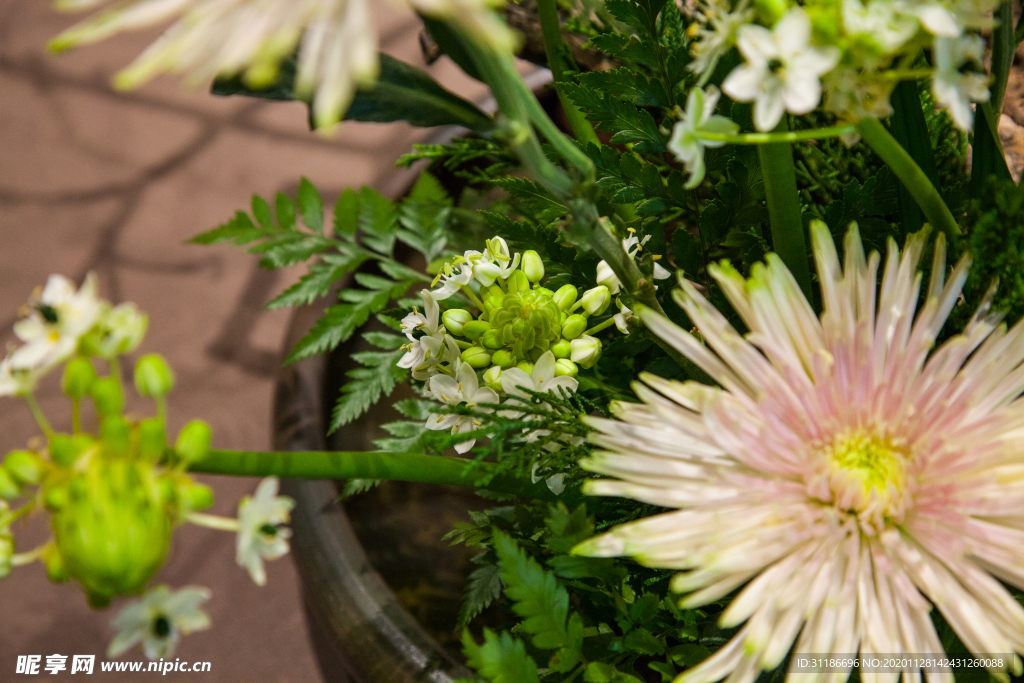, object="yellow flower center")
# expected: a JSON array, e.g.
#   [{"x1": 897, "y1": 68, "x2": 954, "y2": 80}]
[{"x1": 823, "y1": 433, "x2": 907, "y2": 524}]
